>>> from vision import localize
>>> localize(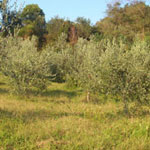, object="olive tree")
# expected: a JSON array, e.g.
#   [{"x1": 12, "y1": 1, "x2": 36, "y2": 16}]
[
  {"x1": 0, "y1": 36, "x2": 53, "y2": 94},
  {"x1": 61, "y1": 37, "x2": 104, "y2": 101},
  {"x1": 98, "y1": 39, "x2": 150, "y2": 112}
]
